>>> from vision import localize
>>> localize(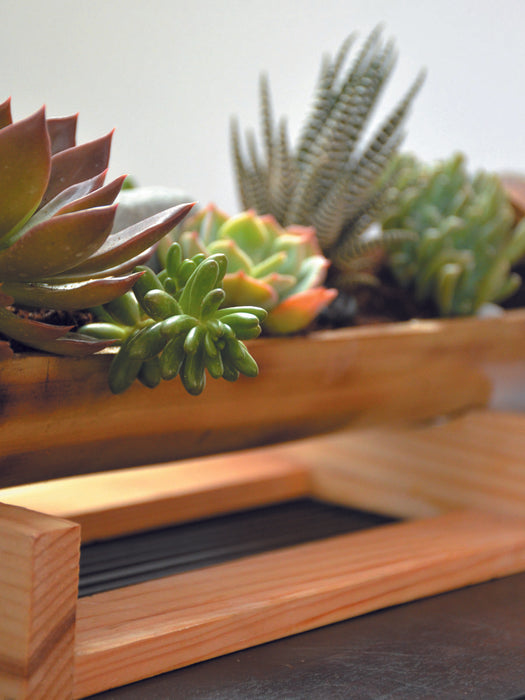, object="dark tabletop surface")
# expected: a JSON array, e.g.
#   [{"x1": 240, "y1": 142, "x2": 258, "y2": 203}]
[{"x1": 84, "y1": 510, "x2": 525, "y2": 700}]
